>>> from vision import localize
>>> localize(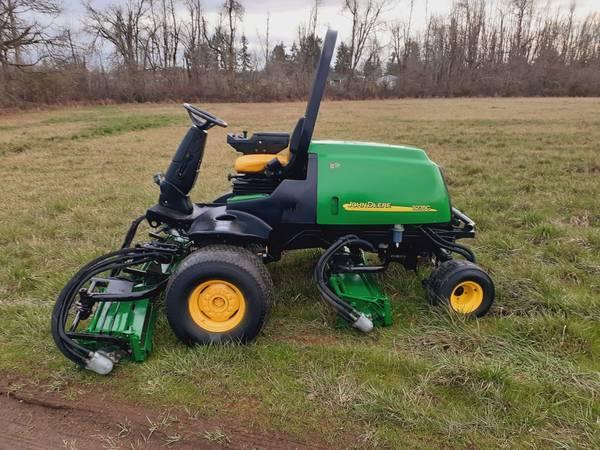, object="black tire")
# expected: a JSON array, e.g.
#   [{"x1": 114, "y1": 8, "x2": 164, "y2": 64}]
[
  {"x1": 165, "y1": 245, "x2": 274, "y2": 345},
  {"x1": 426, "y1": 260, "x2": 494, "y2": 317}
]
